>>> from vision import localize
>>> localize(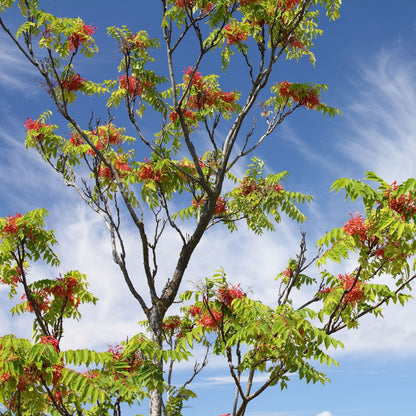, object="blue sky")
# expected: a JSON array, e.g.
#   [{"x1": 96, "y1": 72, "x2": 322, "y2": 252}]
[{"x1": 1, "y1": 1, "x2": 416, "y2": 415}]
